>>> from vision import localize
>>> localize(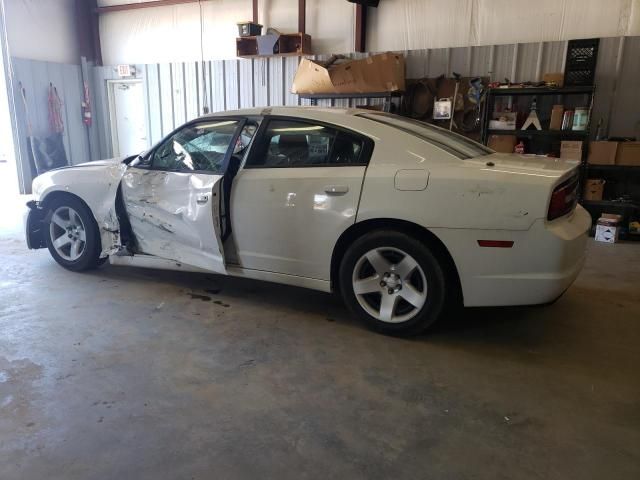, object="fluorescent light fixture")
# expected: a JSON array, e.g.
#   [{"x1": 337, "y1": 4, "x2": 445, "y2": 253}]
[
  {"x1": 271, "y1": 126, "x2": 325, "y2": 133},
  {"x1": 197, "y1": 121, "x2": 238, "y2": 129}
]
